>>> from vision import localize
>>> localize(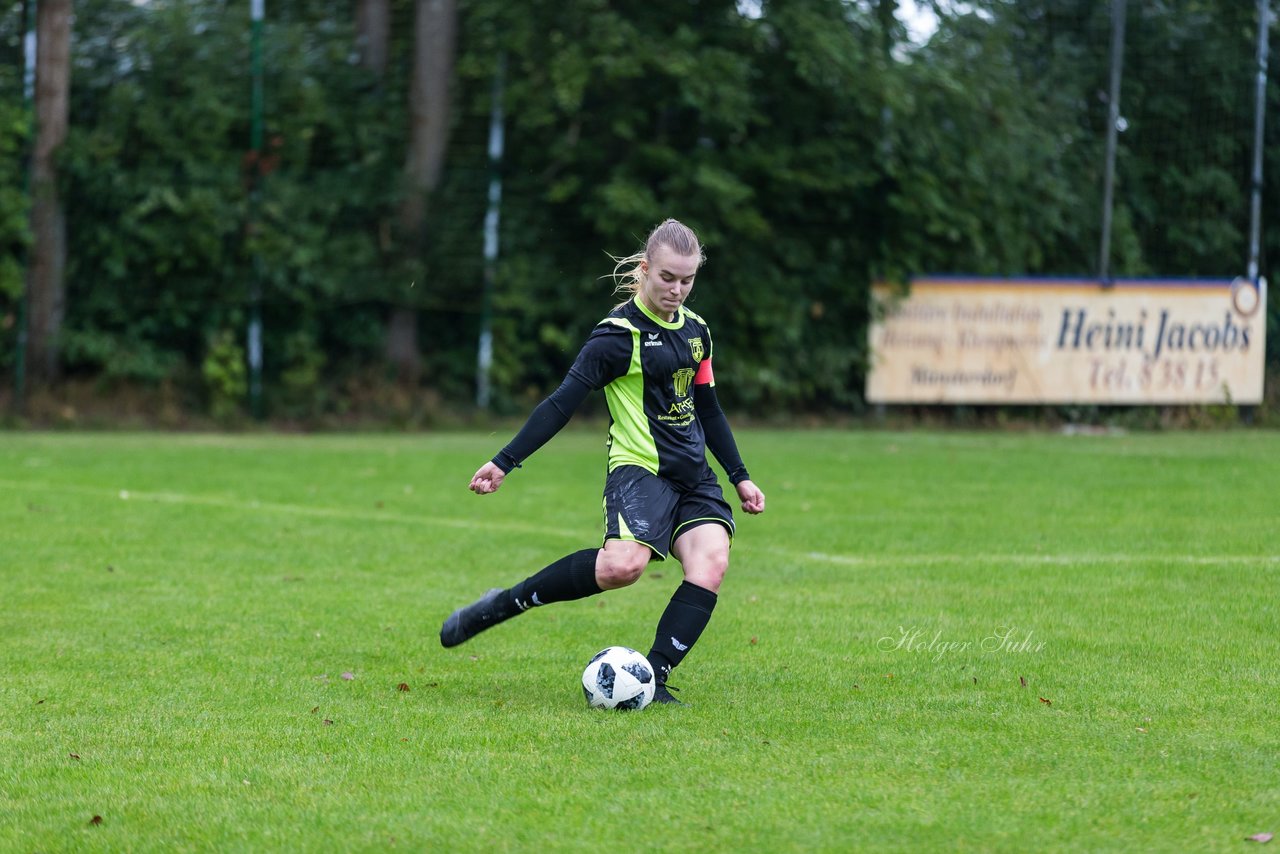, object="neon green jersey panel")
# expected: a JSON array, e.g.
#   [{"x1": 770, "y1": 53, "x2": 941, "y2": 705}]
[{"x1": 599, "y1": 317, "x2": 661, "y2": 475}]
